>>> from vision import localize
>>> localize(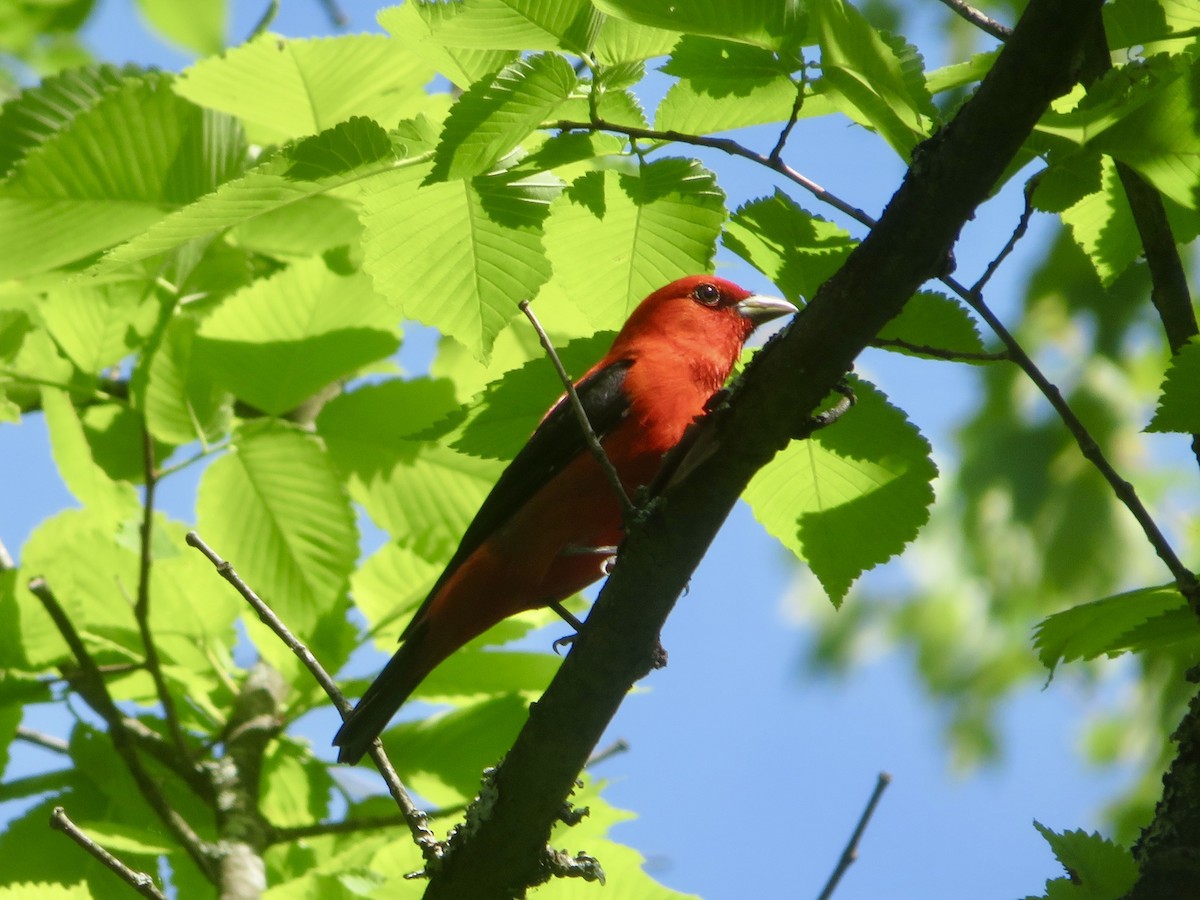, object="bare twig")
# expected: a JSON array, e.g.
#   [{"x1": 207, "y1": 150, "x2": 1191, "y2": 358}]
[
  {"x1": 934, "y1": 0, "x2": 1012, "y2": 41},
  {"x1": 268, "y1": 811, "x2": 462, "y2": 845},
  {"x1": 948, "y1": 279, "x2": 1200, "y2": 612},
  {"x1": 50, "y1": 806, "x2": 167, "y2": 900},
  {"x1": 585, "y1": 738, "x2": 629, "y2": 768},
  {"x1": 549, "y1": 119, "x2": 879, "y2": 229},
  {"x1": 247, "y1": 0, "x2": 279, "y2": 40},
  {"x1": 971, "y1": 177, "x2": 1036, "y2": 296},
  {"x1": 136, "y1": 426, "x2": 191, "y2": 759},
  {"x1": 15, "y1": 725, "x2": 69, "y2": 754},
  {"x1": 769, "y1": 71, "x2": 808, "y2": 163},
  {"x1": 28, "y1": 578, "x2": 217, "y2": 880},
  {"x1": 316, "y1": 0, "x2": 349, "y2": 28},
  {"x1": 817, "y1": 772, "x2": 892, "y2": 900},
  {"x1": 519, "y1": 299, "x2": 637, "y2": 519},
  {"x1": 870, "y1": 337, "x2": 1007, "y2": 362},
  {"x1": 183, "y1": 531, "x2": 442, "y2": 863}
]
